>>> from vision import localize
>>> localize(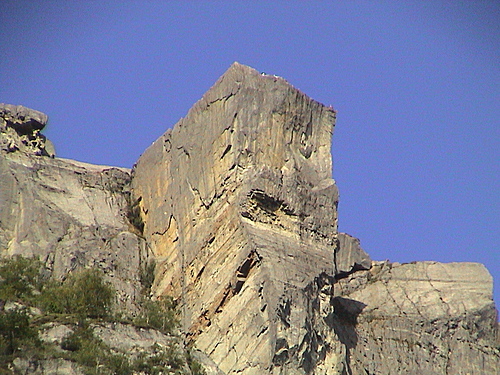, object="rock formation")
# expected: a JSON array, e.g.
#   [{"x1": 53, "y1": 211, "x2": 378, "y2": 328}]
[
  {"x1": 1, "y1": 64, "x2": 499, "y2": 374},
  {"x1": 0, "y1": 104, "x2": 150, "y2": 312},
  {"x1": 131, "y1": 63, "x2": 499, "y2": 374}
]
